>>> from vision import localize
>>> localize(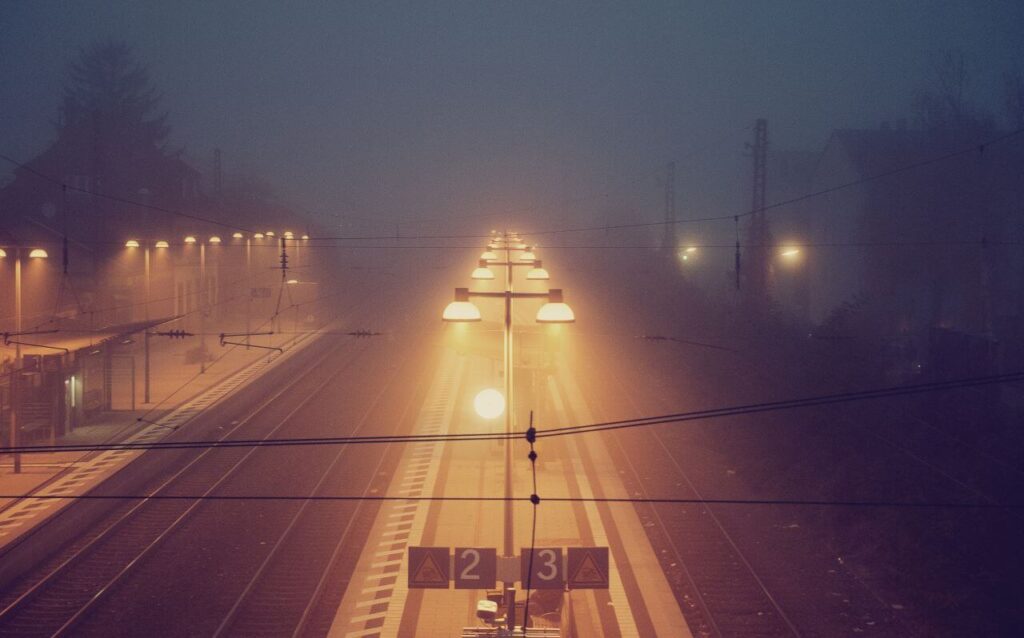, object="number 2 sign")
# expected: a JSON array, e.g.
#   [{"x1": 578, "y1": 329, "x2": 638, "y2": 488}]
[
  {"x1": 454, "y1": 547, "x2": 497, "y2": 589},
  {"x1": 520, "y1": 547, "x2": 565, "y2": 590}
]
